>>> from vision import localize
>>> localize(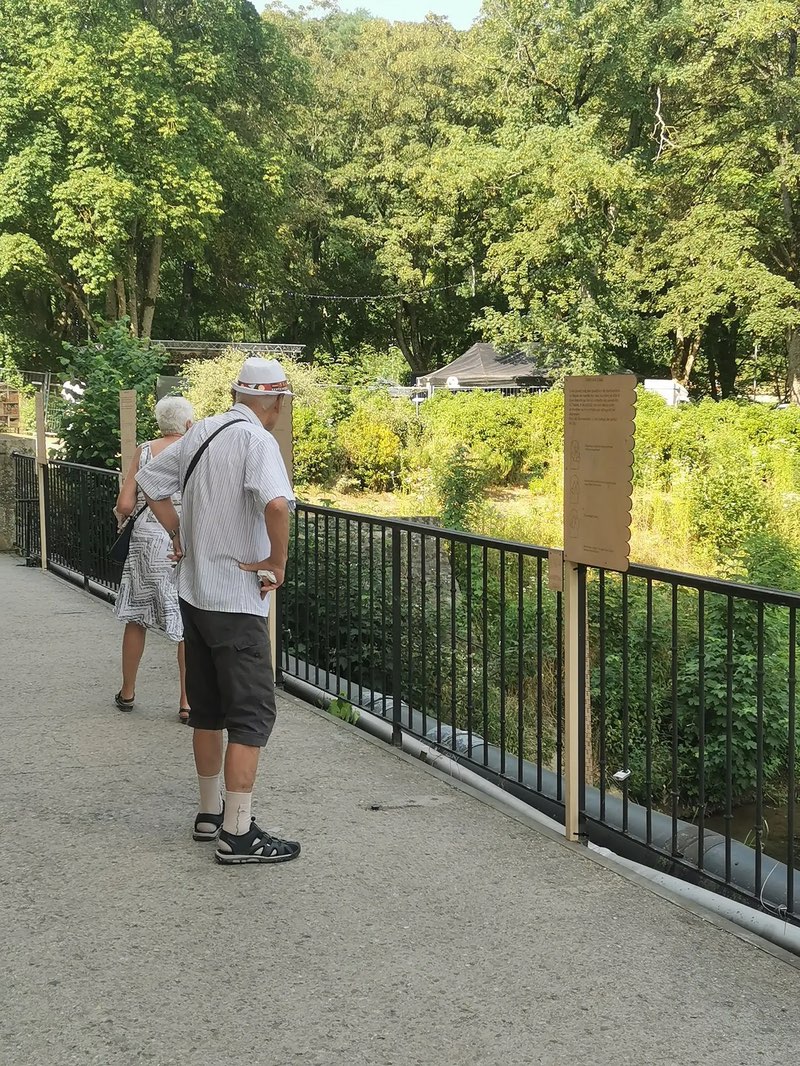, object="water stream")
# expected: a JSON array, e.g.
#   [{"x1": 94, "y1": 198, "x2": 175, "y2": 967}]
[{"x1": 705, "y1": 803, "x2": 800, "y2": 863}]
